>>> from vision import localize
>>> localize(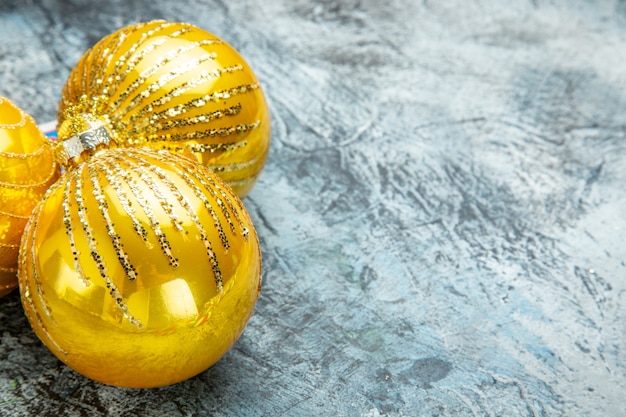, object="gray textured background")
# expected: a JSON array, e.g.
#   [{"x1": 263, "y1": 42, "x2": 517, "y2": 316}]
[{"x1": 1, "y1": 0, "x2": 625, "y2": 416}]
